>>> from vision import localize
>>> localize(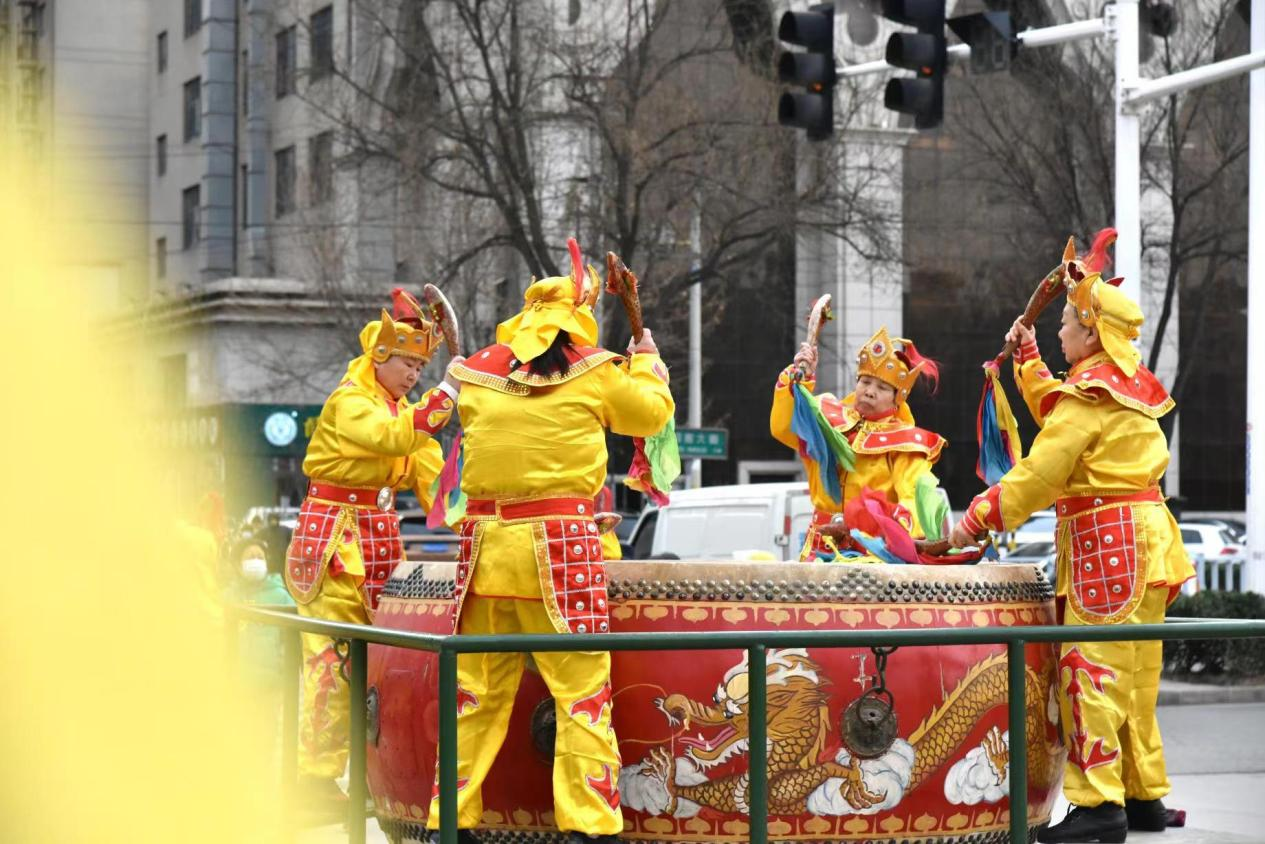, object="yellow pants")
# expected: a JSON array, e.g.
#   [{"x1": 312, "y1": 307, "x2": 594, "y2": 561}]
[
  {"x1": 1058, "y1": 585, "x2": 1171, "y2": 807},
  {"x1": 427, "y1": 524, "x2": 622, "y2": 834},
  {"x1": 296, "y1": 564, "x2": 369, "y2": 780}
]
